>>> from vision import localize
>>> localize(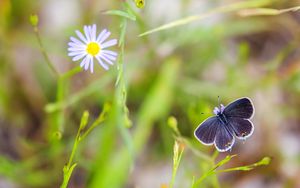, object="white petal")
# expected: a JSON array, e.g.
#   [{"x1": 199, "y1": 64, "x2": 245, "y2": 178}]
[
  {"x1": 68, "y1": 51, "x2": 84, "y2": 57},
  {"x1": 70, "y1": 37, "x2": 85, "y2": 45},
  {"x1": 99, "y1": 54, "x2": 114, "y2": 65},
  {"x1": 75, "y1": 30, "x2": 88, "y2": 43},
  {"x1": 68, "y1": 42, "x2": 85, "y2": 48},
  {"x1": 90, "y1": 57, "x2": 94, "y2": 73},
  {"x1": 84, "y1": 26, "x2": 91, "y2": 42},
  {"x1": 101, "y1": 39, "x2": 117, "y2": 49},
  {"x1": 88, "y1": 25, "x2": 93, "y2": 39},
  {"x1": 84, "y1": 56, "x2": 91, "y2": 70},
  {"x1": 91, "y1": 24, "x2": 96, "y2": 41},
  {"x1": 98, "y1": 30, "x2": 111, "y2": 44},
  {"x1": 96, "y1": 29, "x2": 107, "y2": 42},
  {"x1": 80, "y1": 56, "x2": 88, "y2": 67},
  {"x1": 96, "y1": 55, "x2": 109, "y2": 70},
  {"x1": 72, "y1": 53, "x2": 86, "y2": 61},
  {"x1": 102, "y1": 52, "x2": 117, "y2": 61},
  {"x1": 68, "y1": 47, "x2": 86, "y2": 51},
  {"x1": 102, "y1": 50, "x2": 118, "y2": 57},
  {"x1": 68, "y1": 50, "x2": 87, "y2": 56}
]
